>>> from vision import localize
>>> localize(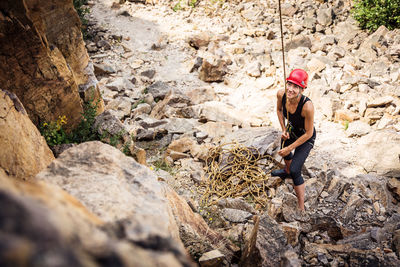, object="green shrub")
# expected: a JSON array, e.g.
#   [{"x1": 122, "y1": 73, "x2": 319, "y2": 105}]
[
  {"x1": 69, "y1": 97, "x2": 100, "y2": 143},
  {"x1": 352, "y1": 0, "x2": 400, "y2": 31},
  {"x1": 40, "y1": 97, "x2": 100, "y2": 147}
]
